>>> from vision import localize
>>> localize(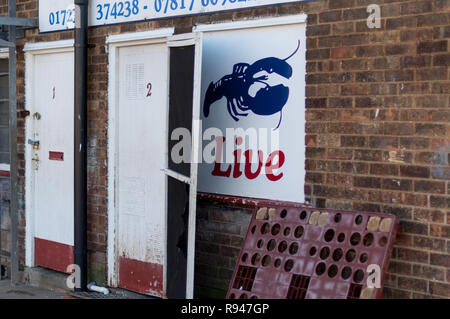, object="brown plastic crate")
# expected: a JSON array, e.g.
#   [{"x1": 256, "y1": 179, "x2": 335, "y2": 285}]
[{"x1": 227, "y1": 206, "x2": 399, "y2": 299}]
